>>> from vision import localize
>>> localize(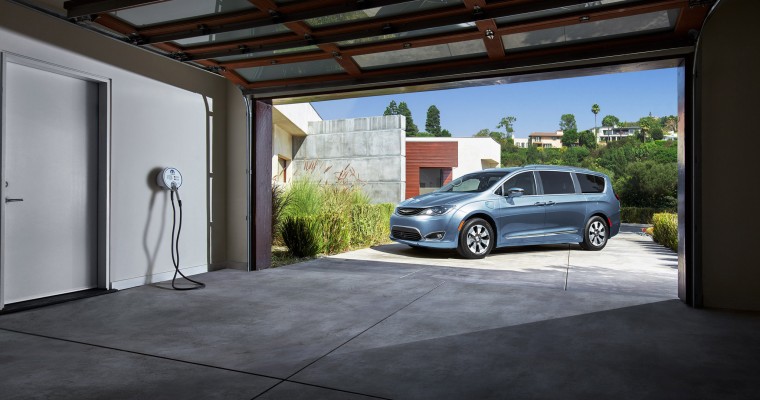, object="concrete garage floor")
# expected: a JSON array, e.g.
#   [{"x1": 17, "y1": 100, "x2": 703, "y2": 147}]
[{"x1": 2, "y1": 226, "x2": 760, "y2": 399}]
